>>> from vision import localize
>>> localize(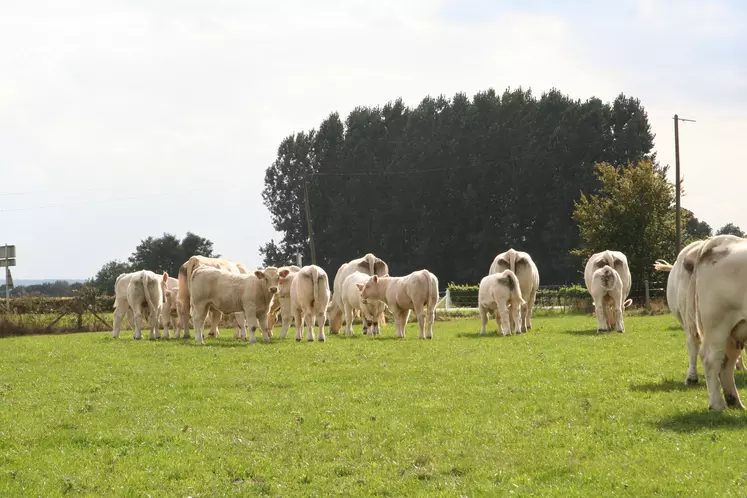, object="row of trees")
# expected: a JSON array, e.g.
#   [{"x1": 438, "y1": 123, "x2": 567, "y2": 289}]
[{"x1": 259, "y1": 86, "x2": 733, "y2": 286}]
